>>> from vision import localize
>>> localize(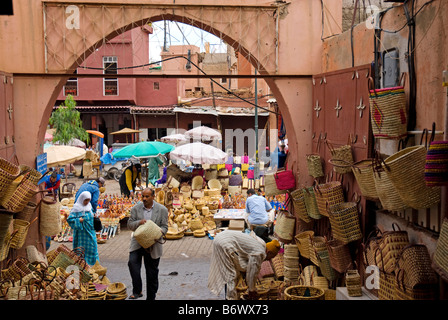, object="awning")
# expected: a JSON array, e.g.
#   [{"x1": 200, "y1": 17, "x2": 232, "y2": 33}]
[
  {"x1": 130, "y1": 106, "x2": 175, "y2": 115},
  {"x1": 173, "y1": 106, "x2": 269, "y2": 117}
]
